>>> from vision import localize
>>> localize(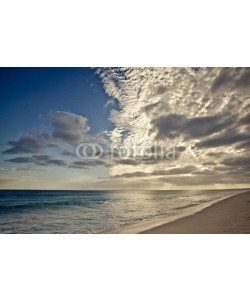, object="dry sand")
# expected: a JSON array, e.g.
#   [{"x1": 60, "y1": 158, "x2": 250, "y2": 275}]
[{"x1": 142, "y1": 191, "x2": 250, "y2": 234}]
